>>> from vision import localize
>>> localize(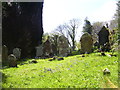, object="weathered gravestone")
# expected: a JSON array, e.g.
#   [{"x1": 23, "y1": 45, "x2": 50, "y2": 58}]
[
  {"x1": 35, "y1": 44, "x2": 43, "y2": 58},
  {"x1": 58, "y1": 35, "x2": 70, "y2": 57},
  {"x1": 8, "y1": 54, "x2": 17, "y2": 67},
  {"x1": 80, "y1": 33, "x2": 93, "y2": 54},
  {"x1": 98, "y1": 26, "x2": 110, "y2": 46},
  {"x1": 2, "y1": 45, "x2": 8, "y2": 65},
  {"x1": 43, "y1": 39, "x2": 53, "y2": 57},
  {"x1": 50, "y1": 34, "x2": 59, "y2": 56},
  {"x1": 13, "y1": 48, "x2": 21, "y2": 60},
  {"x1": 51, "y1": 44, "x2": 57, "y2": 56}
]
